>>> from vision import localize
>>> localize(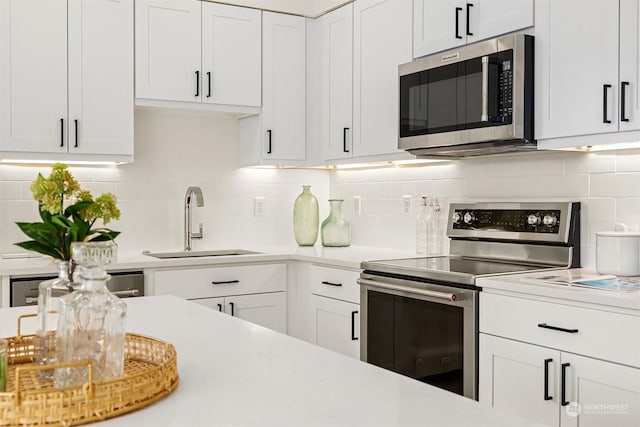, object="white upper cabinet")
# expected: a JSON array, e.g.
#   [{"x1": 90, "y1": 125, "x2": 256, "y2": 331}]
[
  {"x1": 201, "y1": 3, "x2": 261, "y2": 107},
  {"x1": 0, "y1": 0, "x2": 133, "y2": 159},
  {"x1": 353, "y1": 0, "x2": 412, "y2": 158},
  {"x1": 413, "y1": 0, "x2": 534, "y2": 59},
  {"x1": 135, "y1": 0, "x2": 261, "y2": 111},
  {"x1": 618, "y1": 0, "x2": 640, "y2": 133},
  {"x1": 135, "y1": 0, "x2": 201, "y2": 103},
  {"x1": 318, "y1": 4, "x2": 353, "y2": 161}
]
